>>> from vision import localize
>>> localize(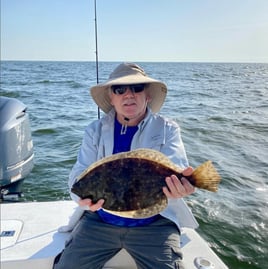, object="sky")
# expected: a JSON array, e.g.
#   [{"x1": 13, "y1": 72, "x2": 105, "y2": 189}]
[{"x1": 1, "y1": 0, "x2": 268, "y2": 63}]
